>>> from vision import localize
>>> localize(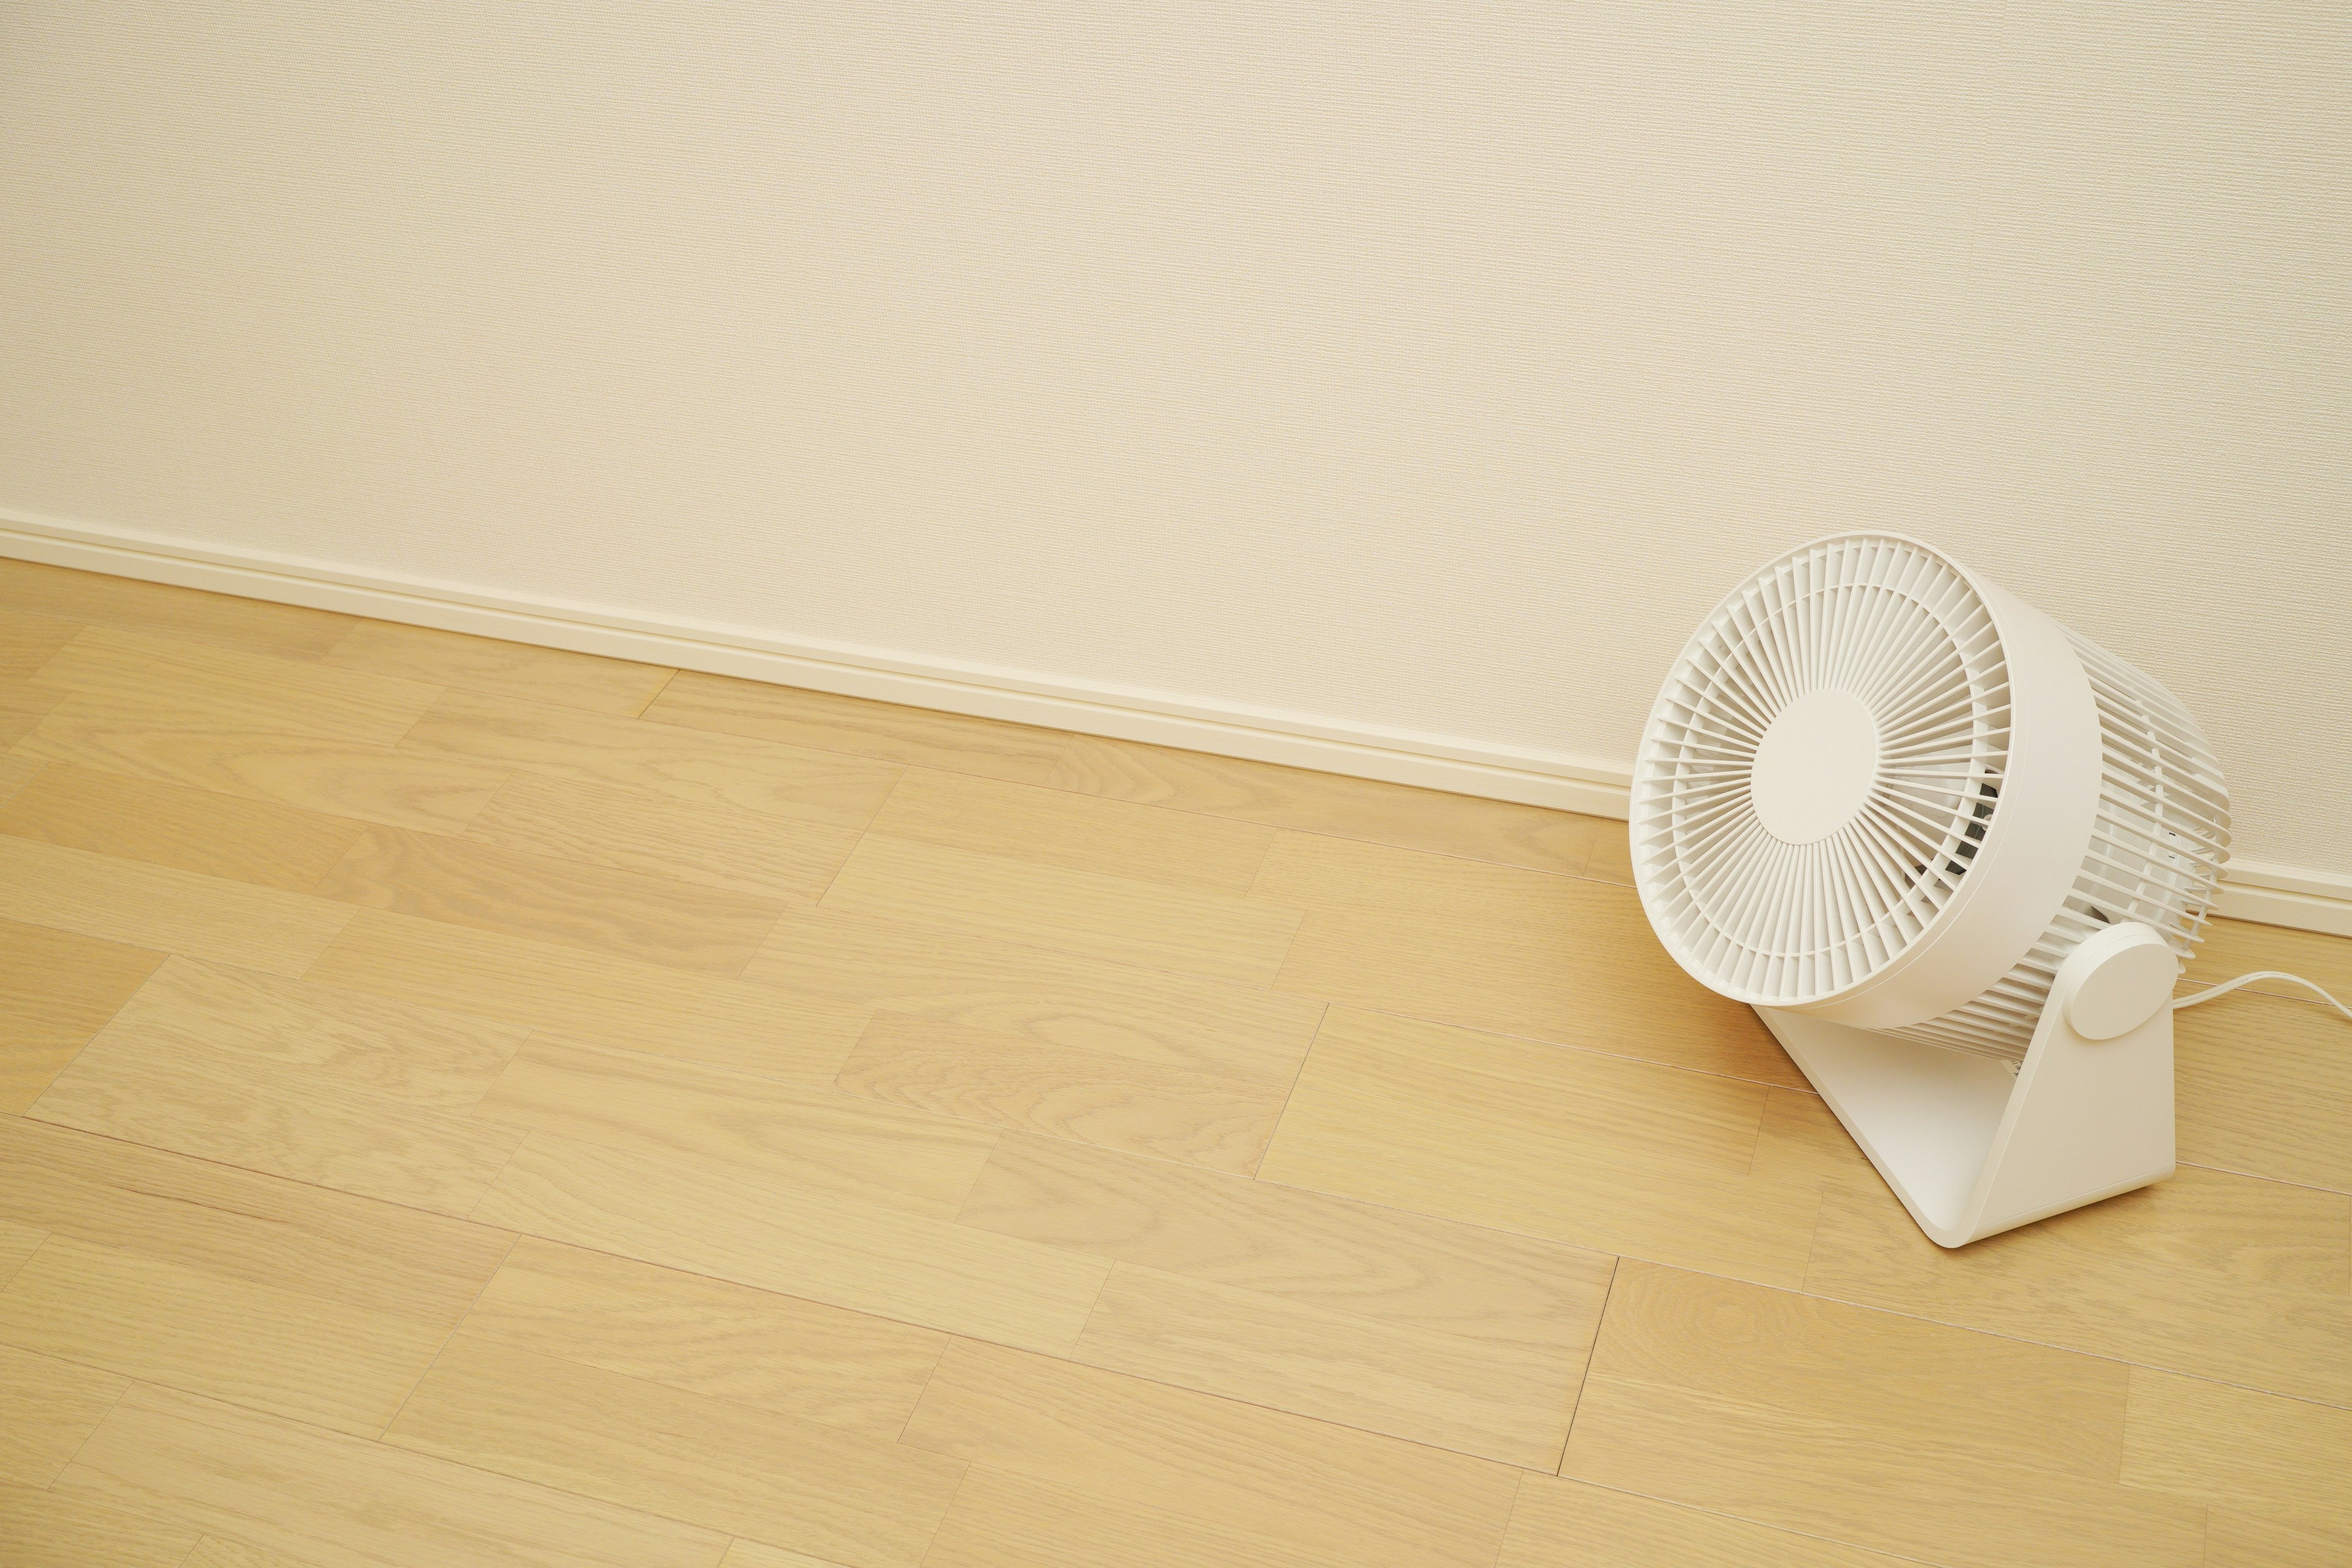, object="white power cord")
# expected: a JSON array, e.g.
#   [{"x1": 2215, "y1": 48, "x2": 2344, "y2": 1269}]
[{"x1": 2172, "y1": 970, "x2": 2352, "y2": 1025}]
